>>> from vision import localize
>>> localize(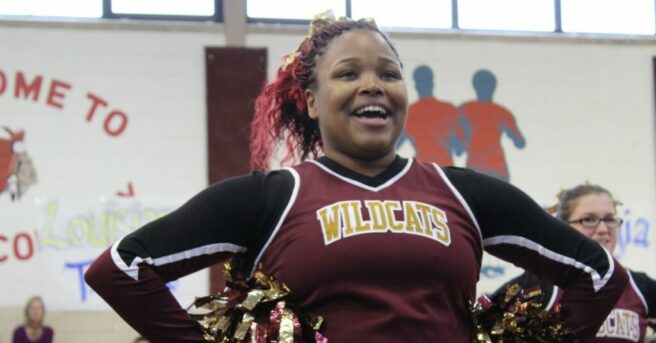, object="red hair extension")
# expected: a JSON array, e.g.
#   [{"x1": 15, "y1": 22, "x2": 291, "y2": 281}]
[{"x1": 249, "y1": 57, "x2": 317, "y2": 171}]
